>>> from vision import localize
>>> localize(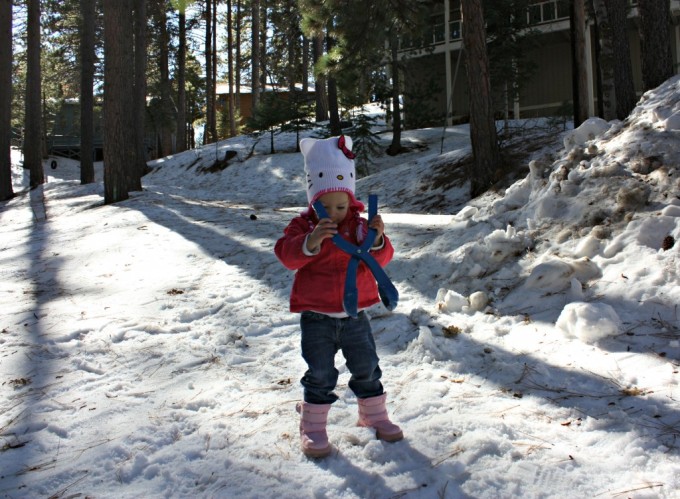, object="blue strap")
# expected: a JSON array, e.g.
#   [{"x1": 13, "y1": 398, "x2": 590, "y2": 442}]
[{"x1": 313, "y1": 195, "x2": 399, "y2": 318}]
